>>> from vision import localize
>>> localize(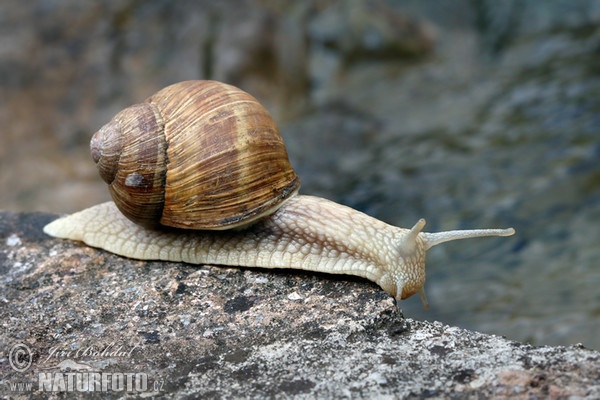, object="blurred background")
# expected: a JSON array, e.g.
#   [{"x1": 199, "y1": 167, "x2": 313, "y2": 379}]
[{"x1": 1, "y1": 0, "x2": 599, "y2": 349}]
